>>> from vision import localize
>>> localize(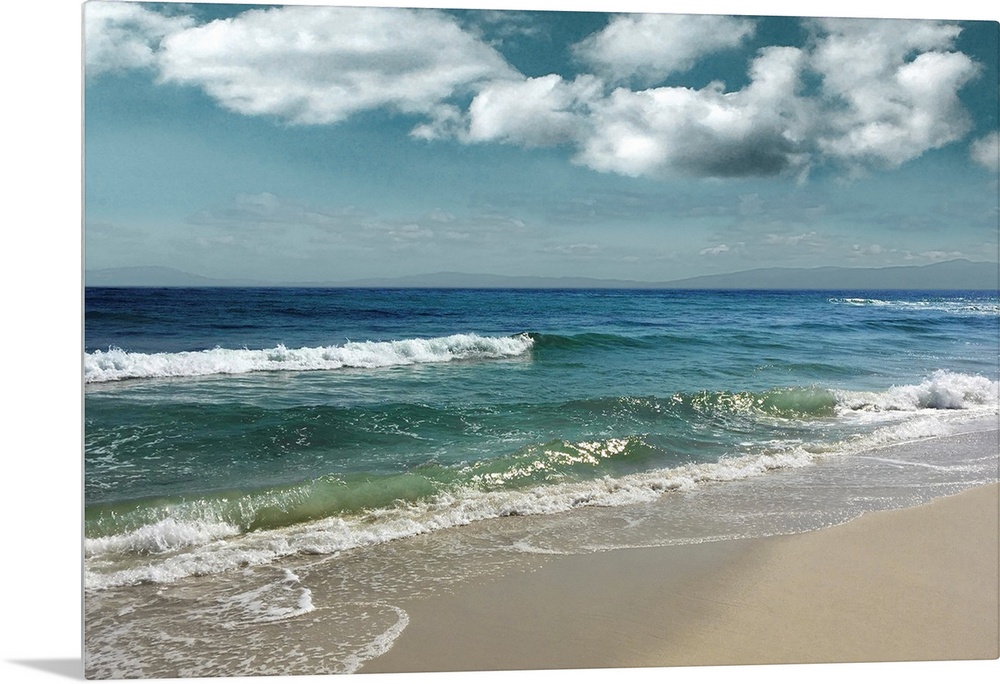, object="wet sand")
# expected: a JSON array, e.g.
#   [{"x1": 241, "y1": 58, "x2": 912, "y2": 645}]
[{"x1": 362, "y1": 483, "x2": 999, "y2": 673}]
